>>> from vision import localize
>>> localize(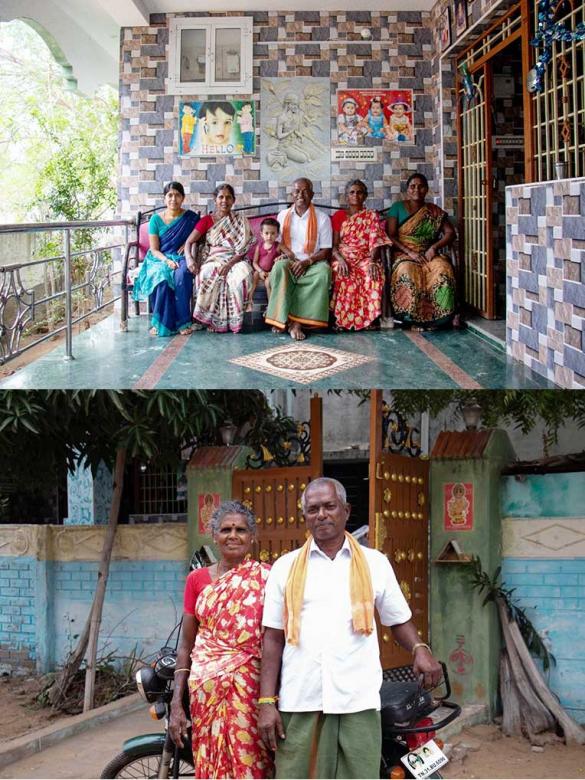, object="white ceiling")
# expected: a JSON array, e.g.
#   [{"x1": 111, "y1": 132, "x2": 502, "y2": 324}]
[{"x1": 1, "y1": 0, "x2": 434, "y2": 94}]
